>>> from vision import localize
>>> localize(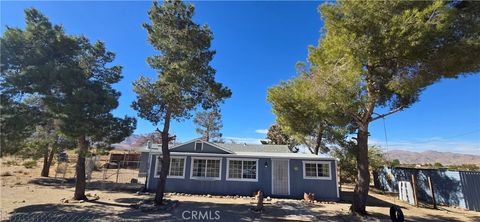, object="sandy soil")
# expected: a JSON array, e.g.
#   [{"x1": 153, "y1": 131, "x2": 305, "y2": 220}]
[{"x1": 1, "y1": 158, "x2": 479, "y2": 221}]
